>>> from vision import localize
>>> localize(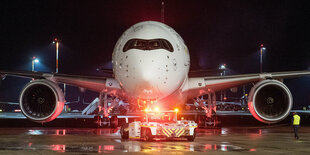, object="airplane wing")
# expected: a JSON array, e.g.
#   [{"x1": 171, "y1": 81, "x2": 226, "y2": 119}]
[
  {"x1": 188, "y1": 69, "x2": 222, "y2": 77},
  {"x1": 183, "y1": 71, "x2": 310, "y2": 99},
  {"x1": 0, "y1": 70, "x2": 123, "y2": 96}
]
